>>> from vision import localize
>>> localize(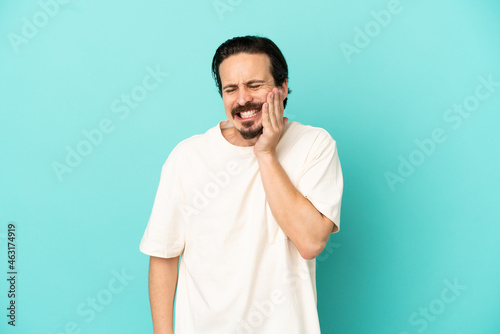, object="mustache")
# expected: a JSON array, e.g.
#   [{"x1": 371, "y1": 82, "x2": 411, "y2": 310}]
[{"x1": 231, "y1": 102, "x2": 263, "y2": 117}]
